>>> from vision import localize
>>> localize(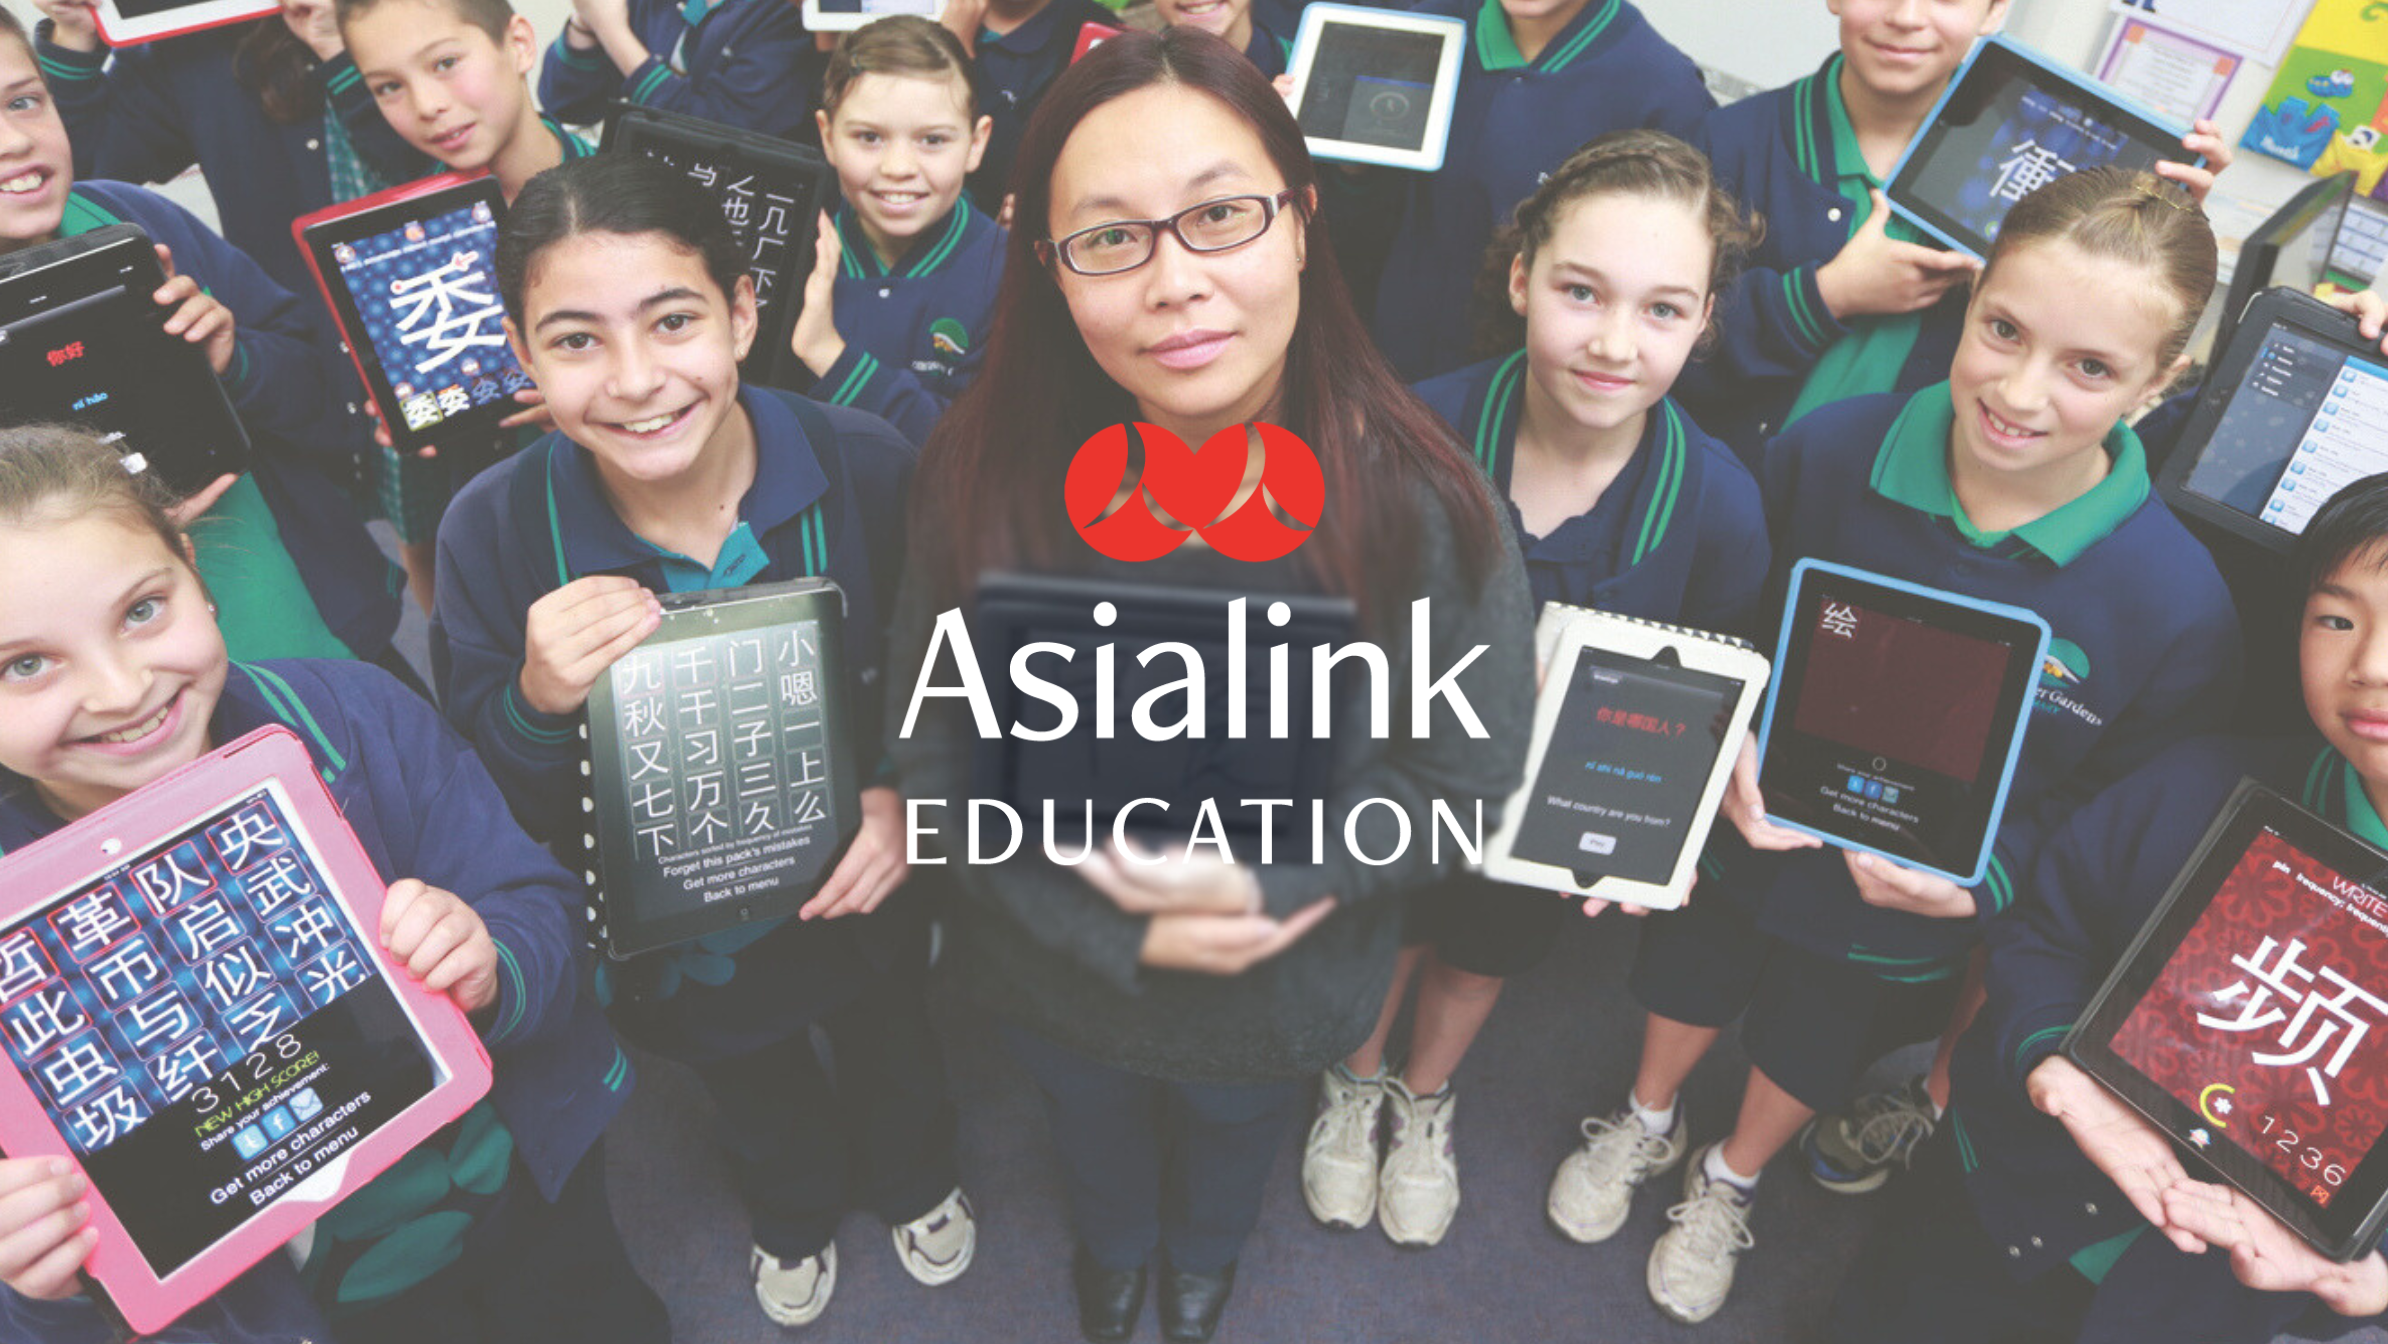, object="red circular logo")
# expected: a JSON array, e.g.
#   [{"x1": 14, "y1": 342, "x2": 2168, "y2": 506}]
[{"x1": 1064, "y1": 422, "x2": 1323, "y2": 562}]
